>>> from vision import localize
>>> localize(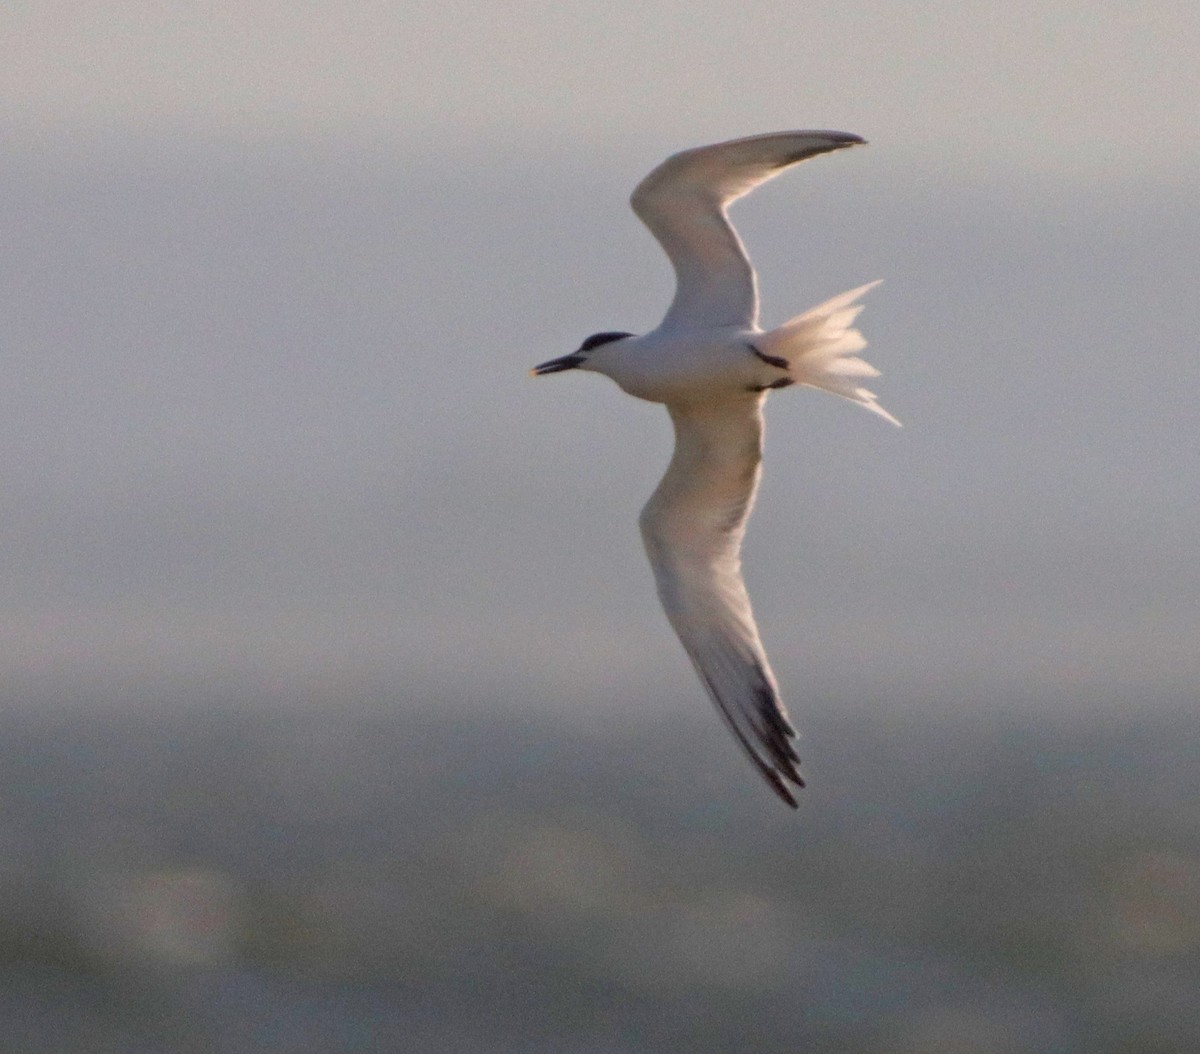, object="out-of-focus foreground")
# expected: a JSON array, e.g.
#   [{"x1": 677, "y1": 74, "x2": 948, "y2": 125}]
[{"x1": 3, "y1": 694, "x2": 1196, "y2": 1053}]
